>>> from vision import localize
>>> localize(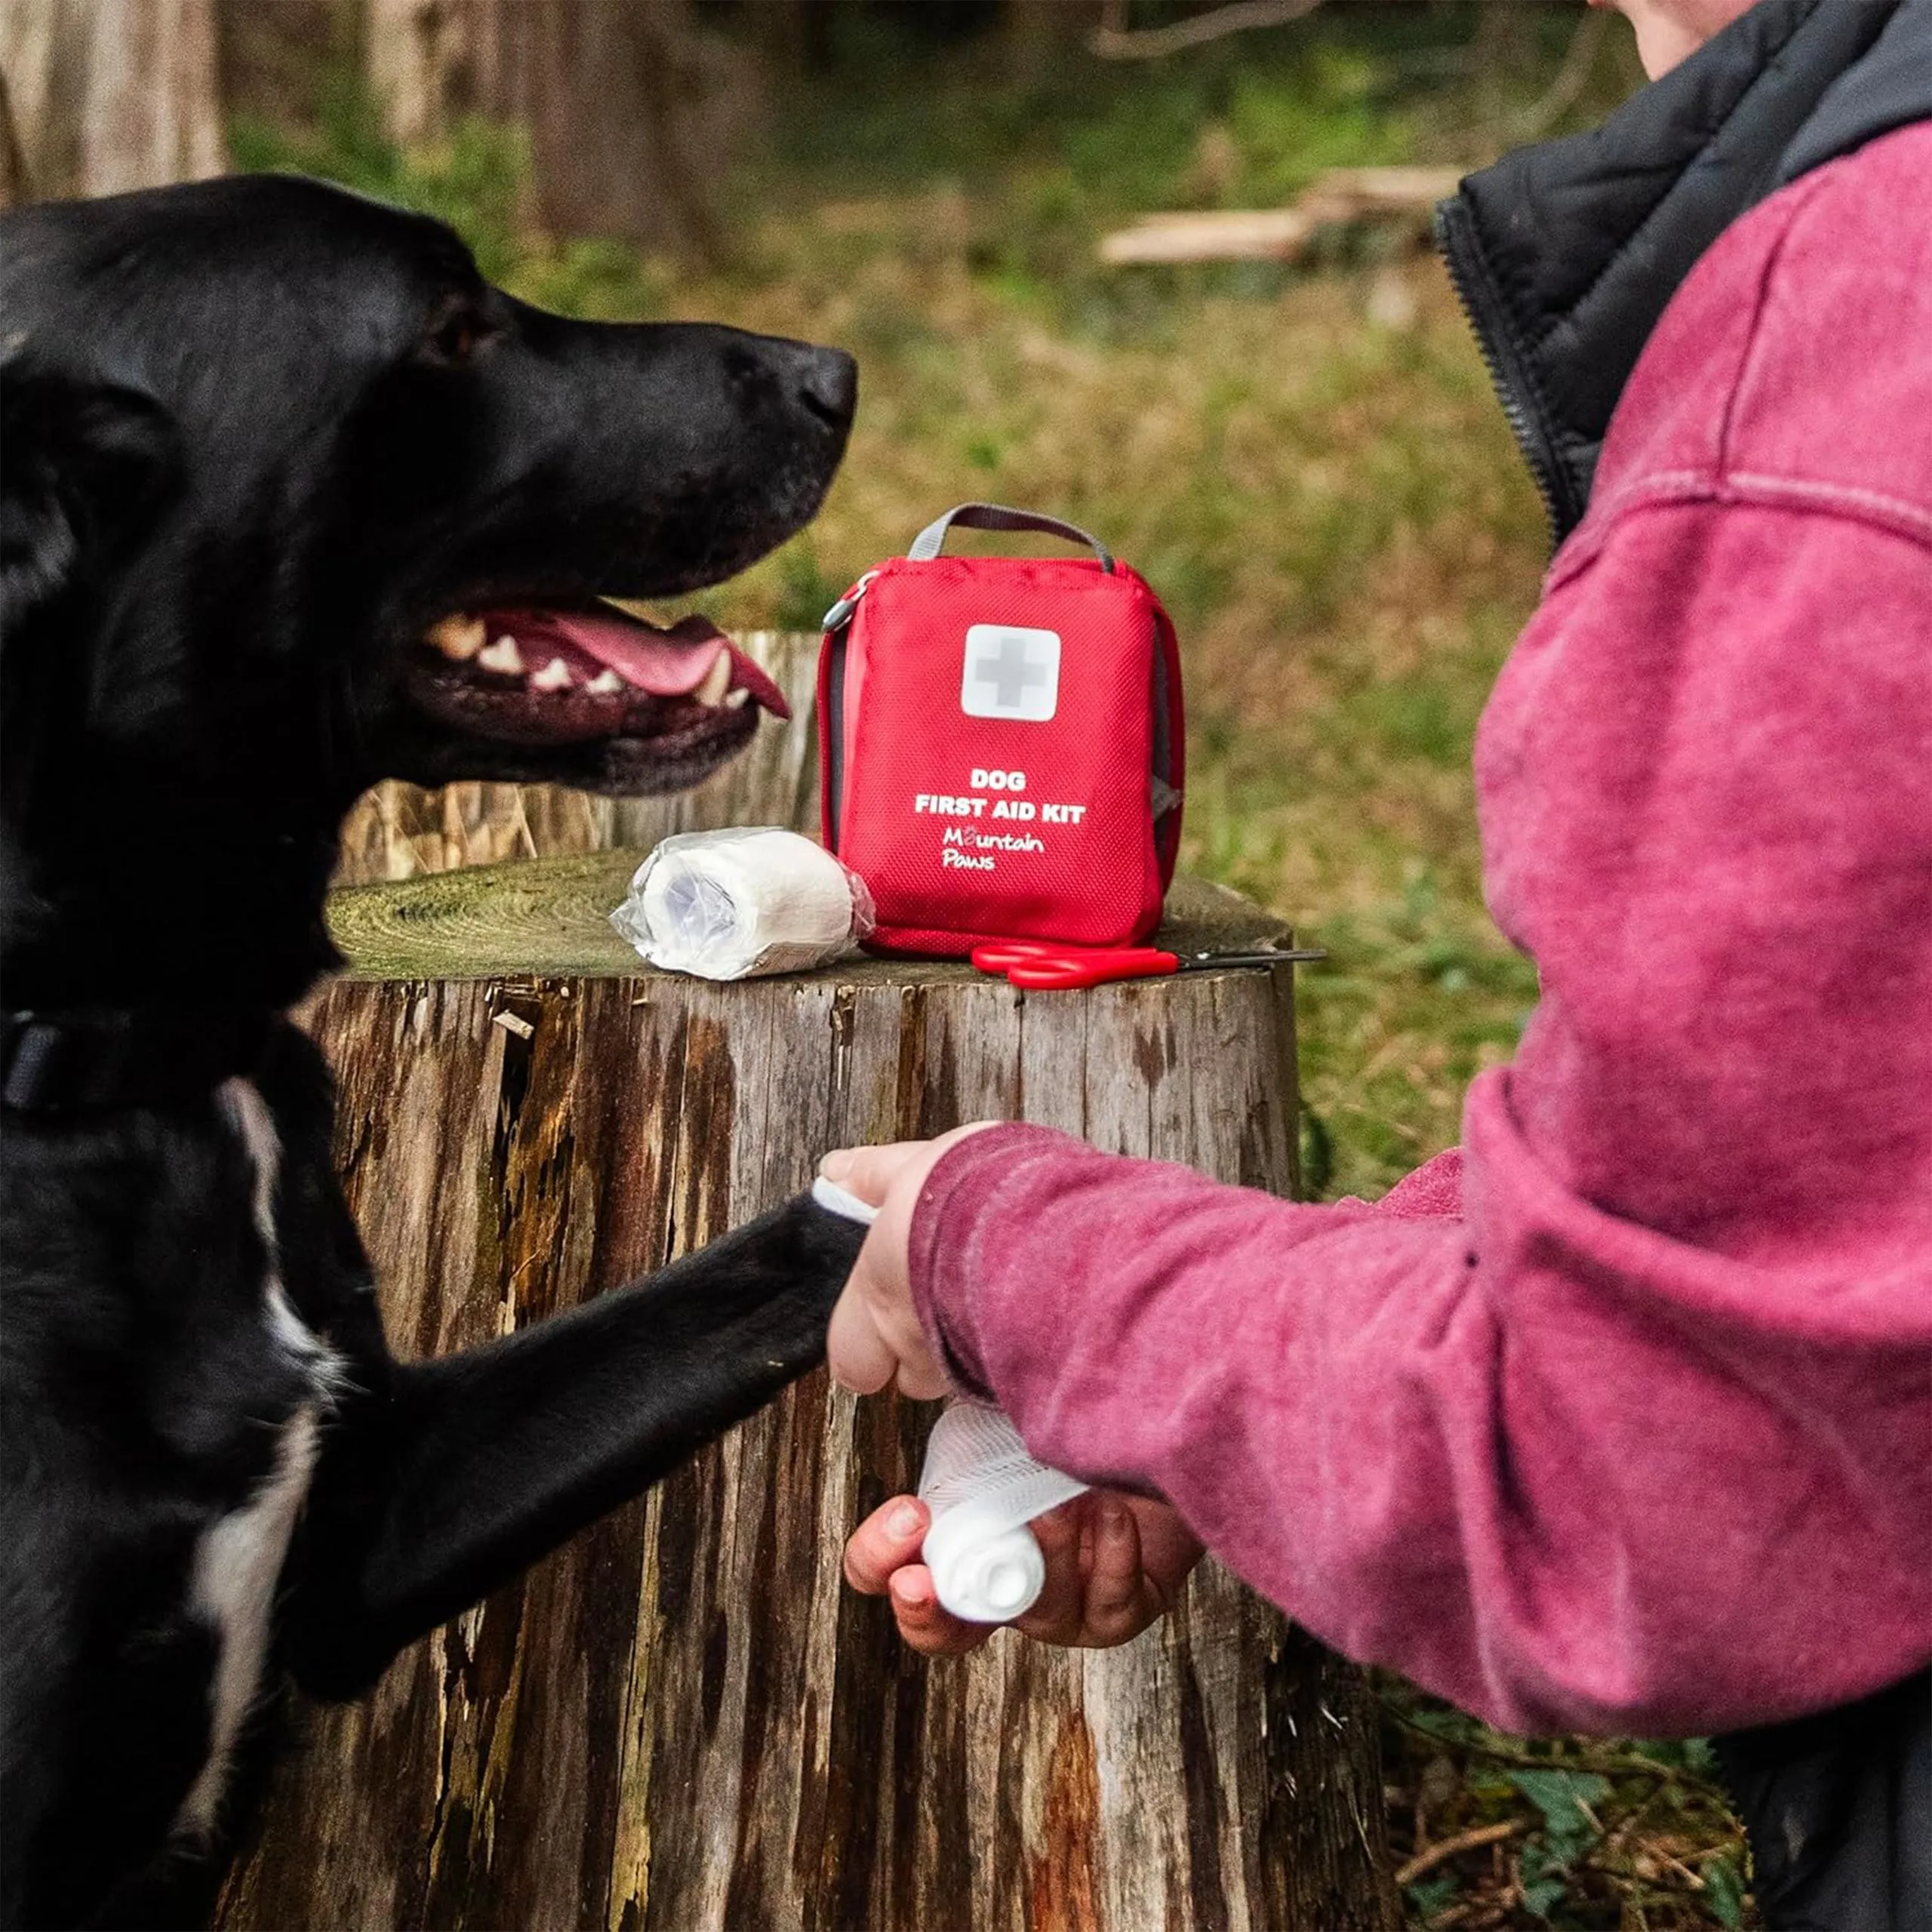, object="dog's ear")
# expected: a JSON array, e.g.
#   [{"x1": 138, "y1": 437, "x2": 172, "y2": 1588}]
[{"x1": 0, "y1": 357, "x2": 182, "y2": 637}]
